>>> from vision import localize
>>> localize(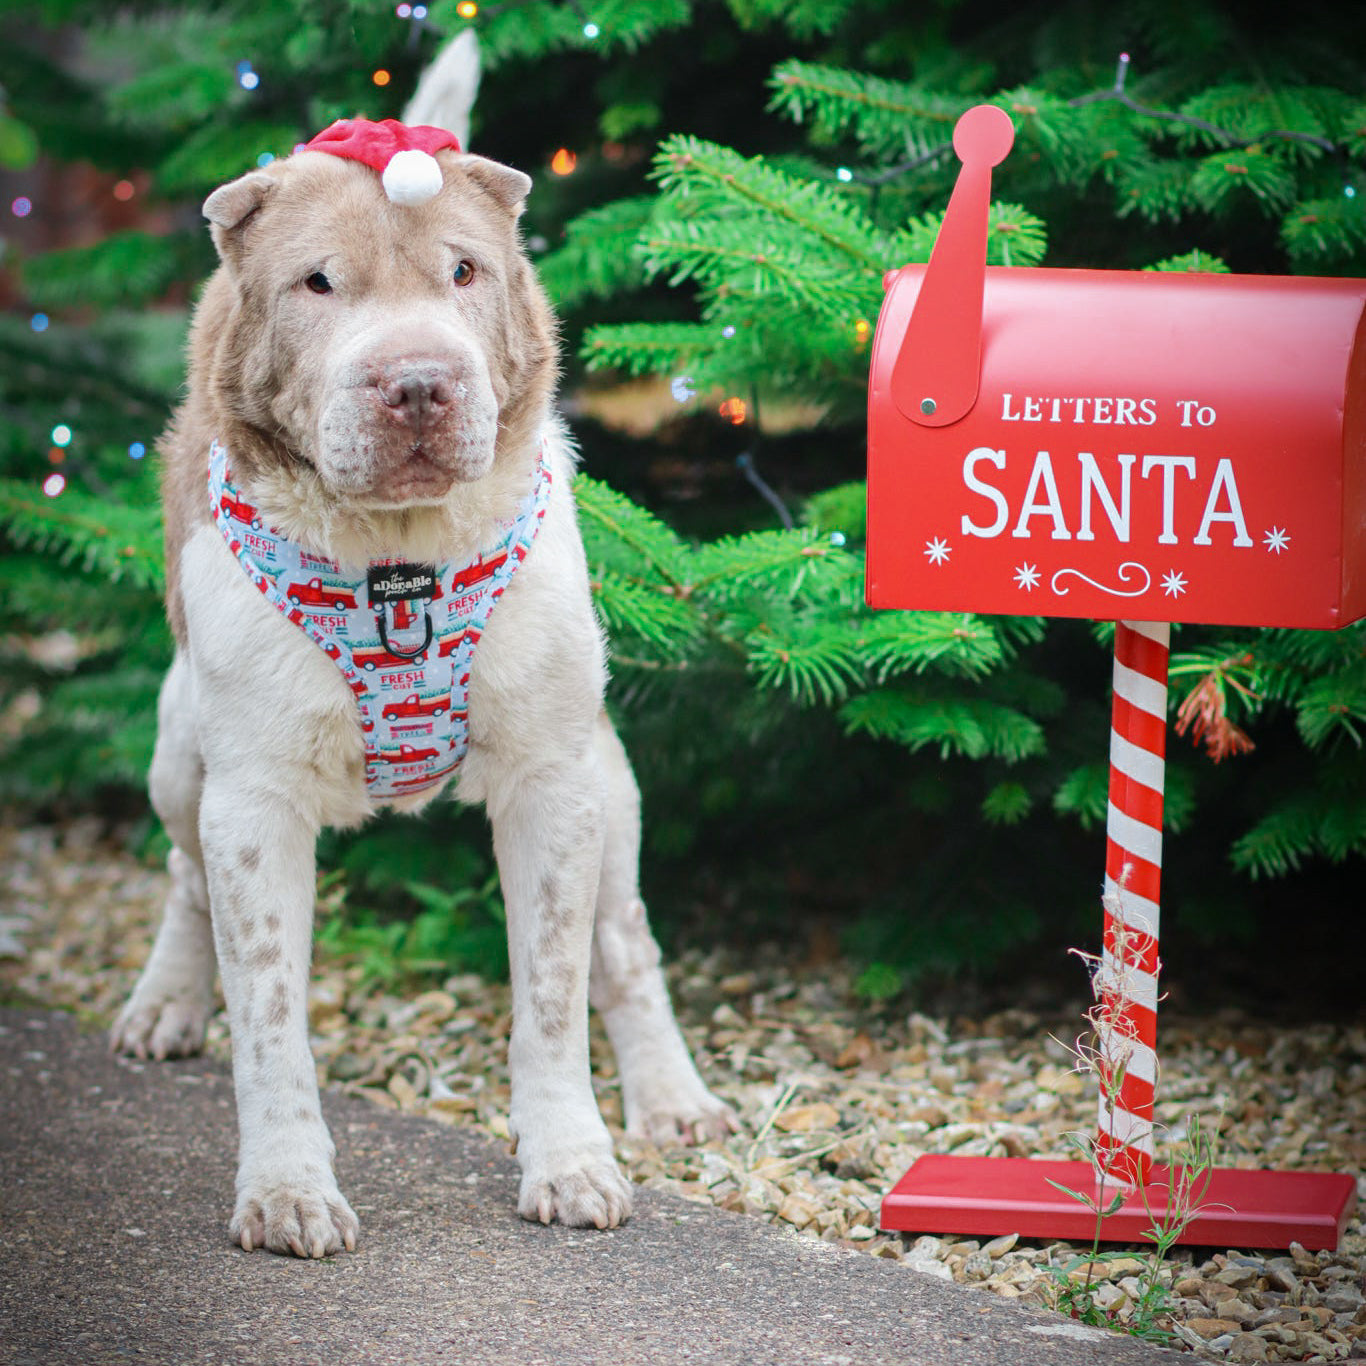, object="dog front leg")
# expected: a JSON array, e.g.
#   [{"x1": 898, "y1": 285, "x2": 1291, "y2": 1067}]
[
  {"x1": 489, "y1": 765, "x2": 633, "y2": 1229},
  {"x1": 199, "y1": 780, "x2": 358, "y2": 1257}
]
